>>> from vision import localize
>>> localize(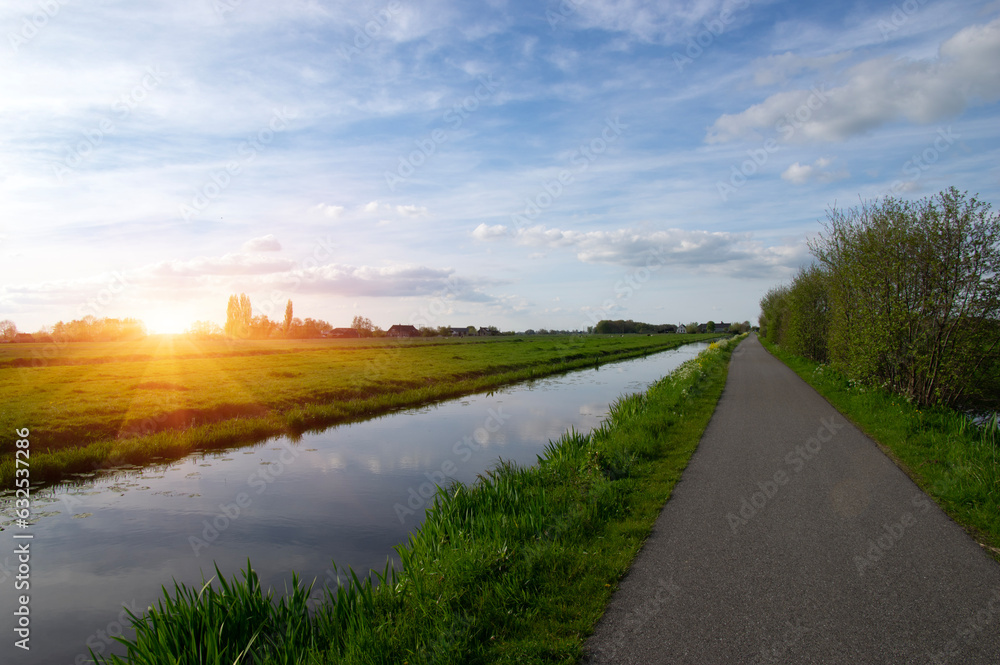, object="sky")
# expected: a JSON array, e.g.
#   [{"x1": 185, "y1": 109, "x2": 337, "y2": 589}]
[{"x1": 2, "y1": 0, "x2": 999, "y2": 334}]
